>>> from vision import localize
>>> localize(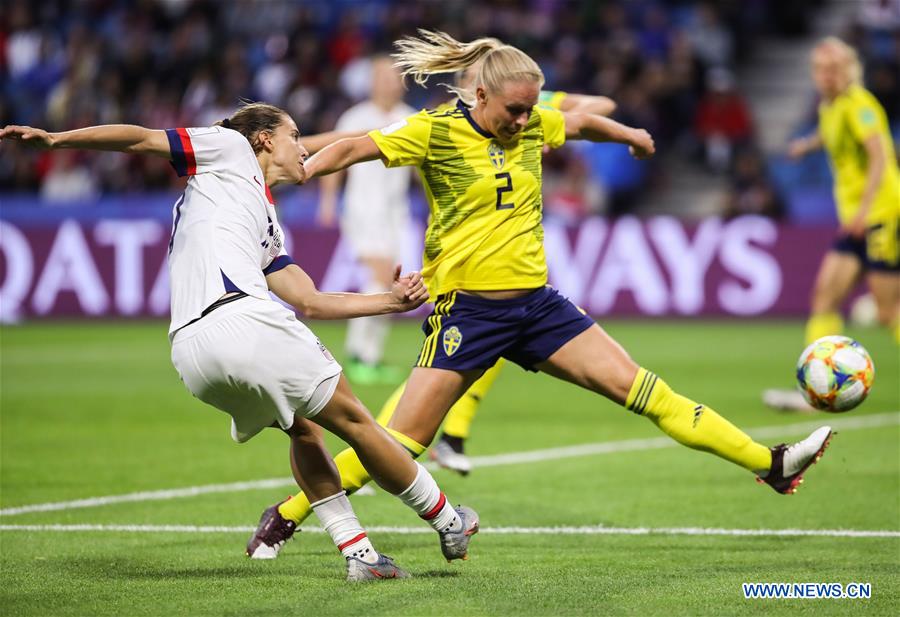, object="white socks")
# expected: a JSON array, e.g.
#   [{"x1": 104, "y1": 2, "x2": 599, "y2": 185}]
[
  {"x1": 398, "y1": 463, "x2": 462, "y2": 534},
  {"x1": 311, "y1": 491, "x2": 378, "y2": 563}
]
